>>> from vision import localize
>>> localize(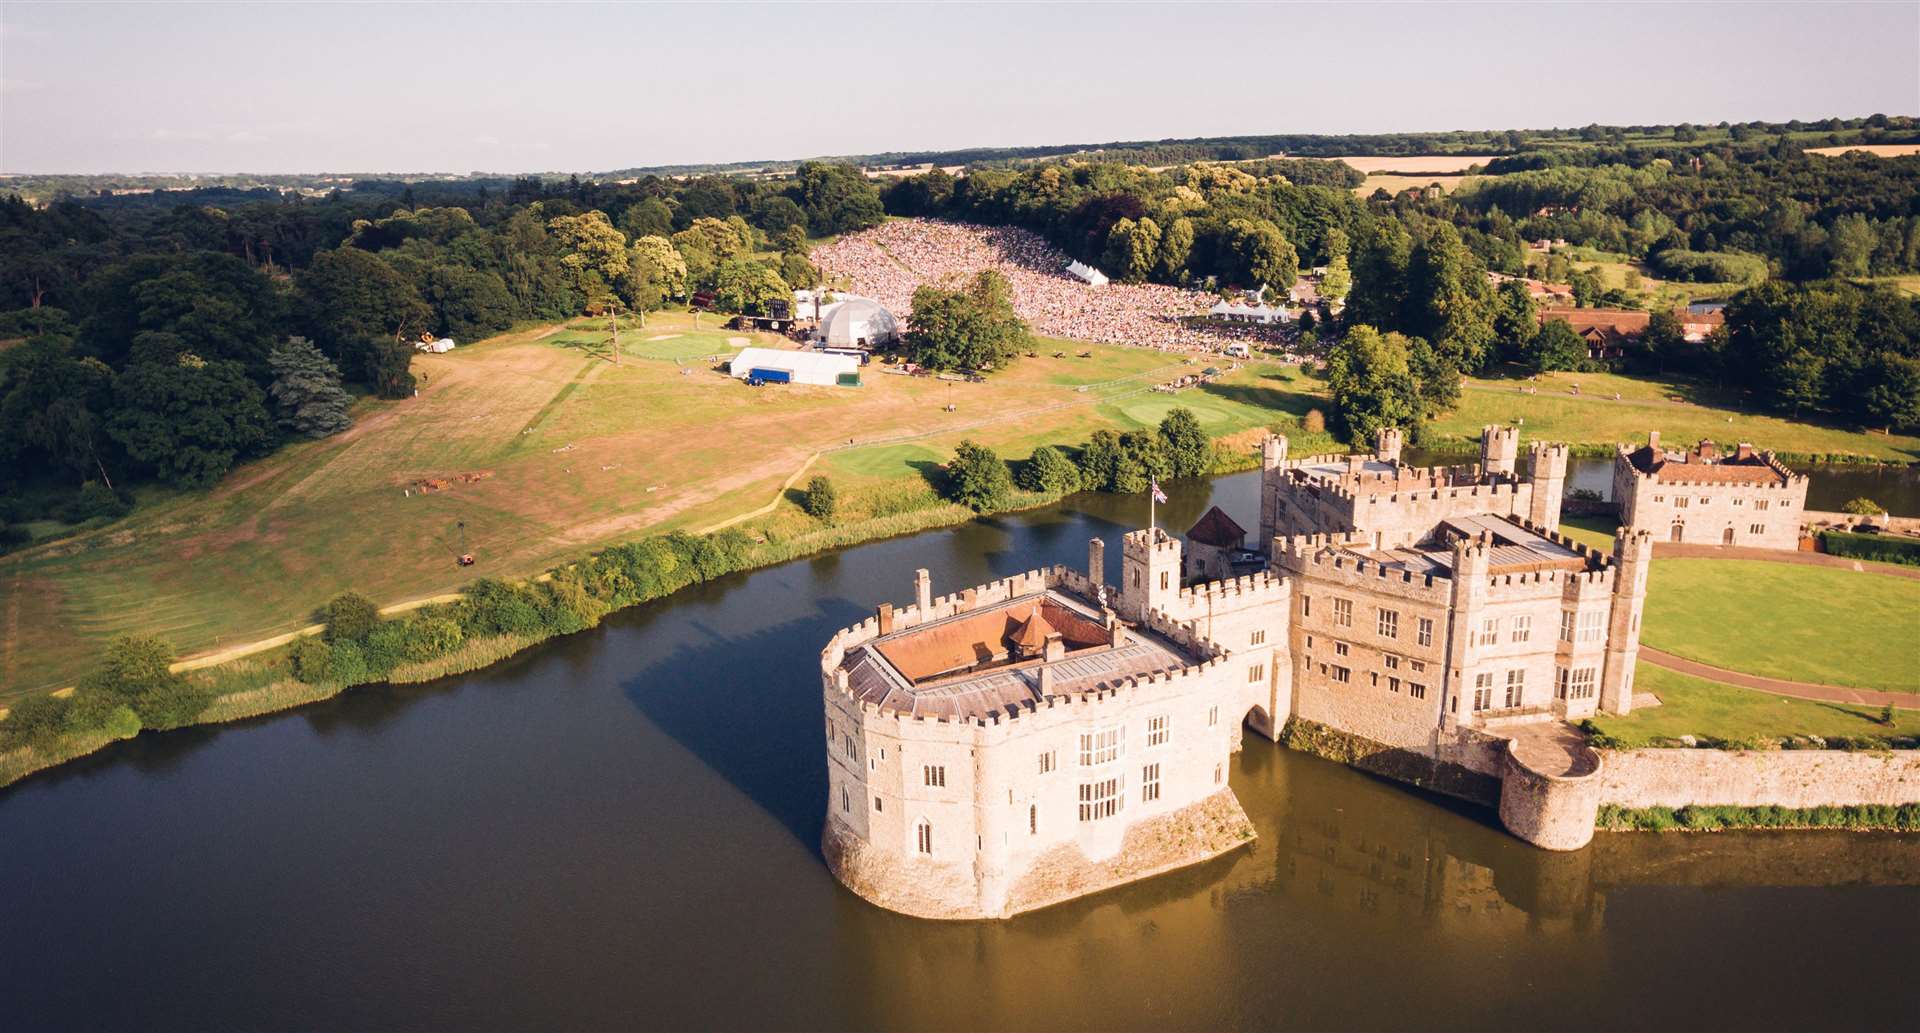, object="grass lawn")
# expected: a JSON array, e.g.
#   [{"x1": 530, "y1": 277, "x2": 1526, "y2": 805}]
[
  {"x1": 1640, "y1": 559, "x2": 1920, "y2": 693},
  {"x1": 1430, "y1": 369, "x2": 1920, "y2": 461},
  {"x1": 1585, "y1": 664, "x2": 1919, "y2": 748},
  {"x1": 1557, "y1": 515, "x2": 1618, "y2": 552}
]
